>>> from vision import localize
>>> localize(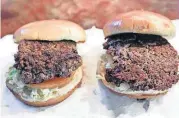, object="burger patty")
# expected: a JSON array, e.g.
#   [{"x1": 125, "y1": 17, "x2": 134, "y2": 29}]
[
  {"x1": 103, "y1": 33, "x2": 179, "y2": 91},
  {"x1": 14, "y1": 40, "x2": 82, "y2": 84}
]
